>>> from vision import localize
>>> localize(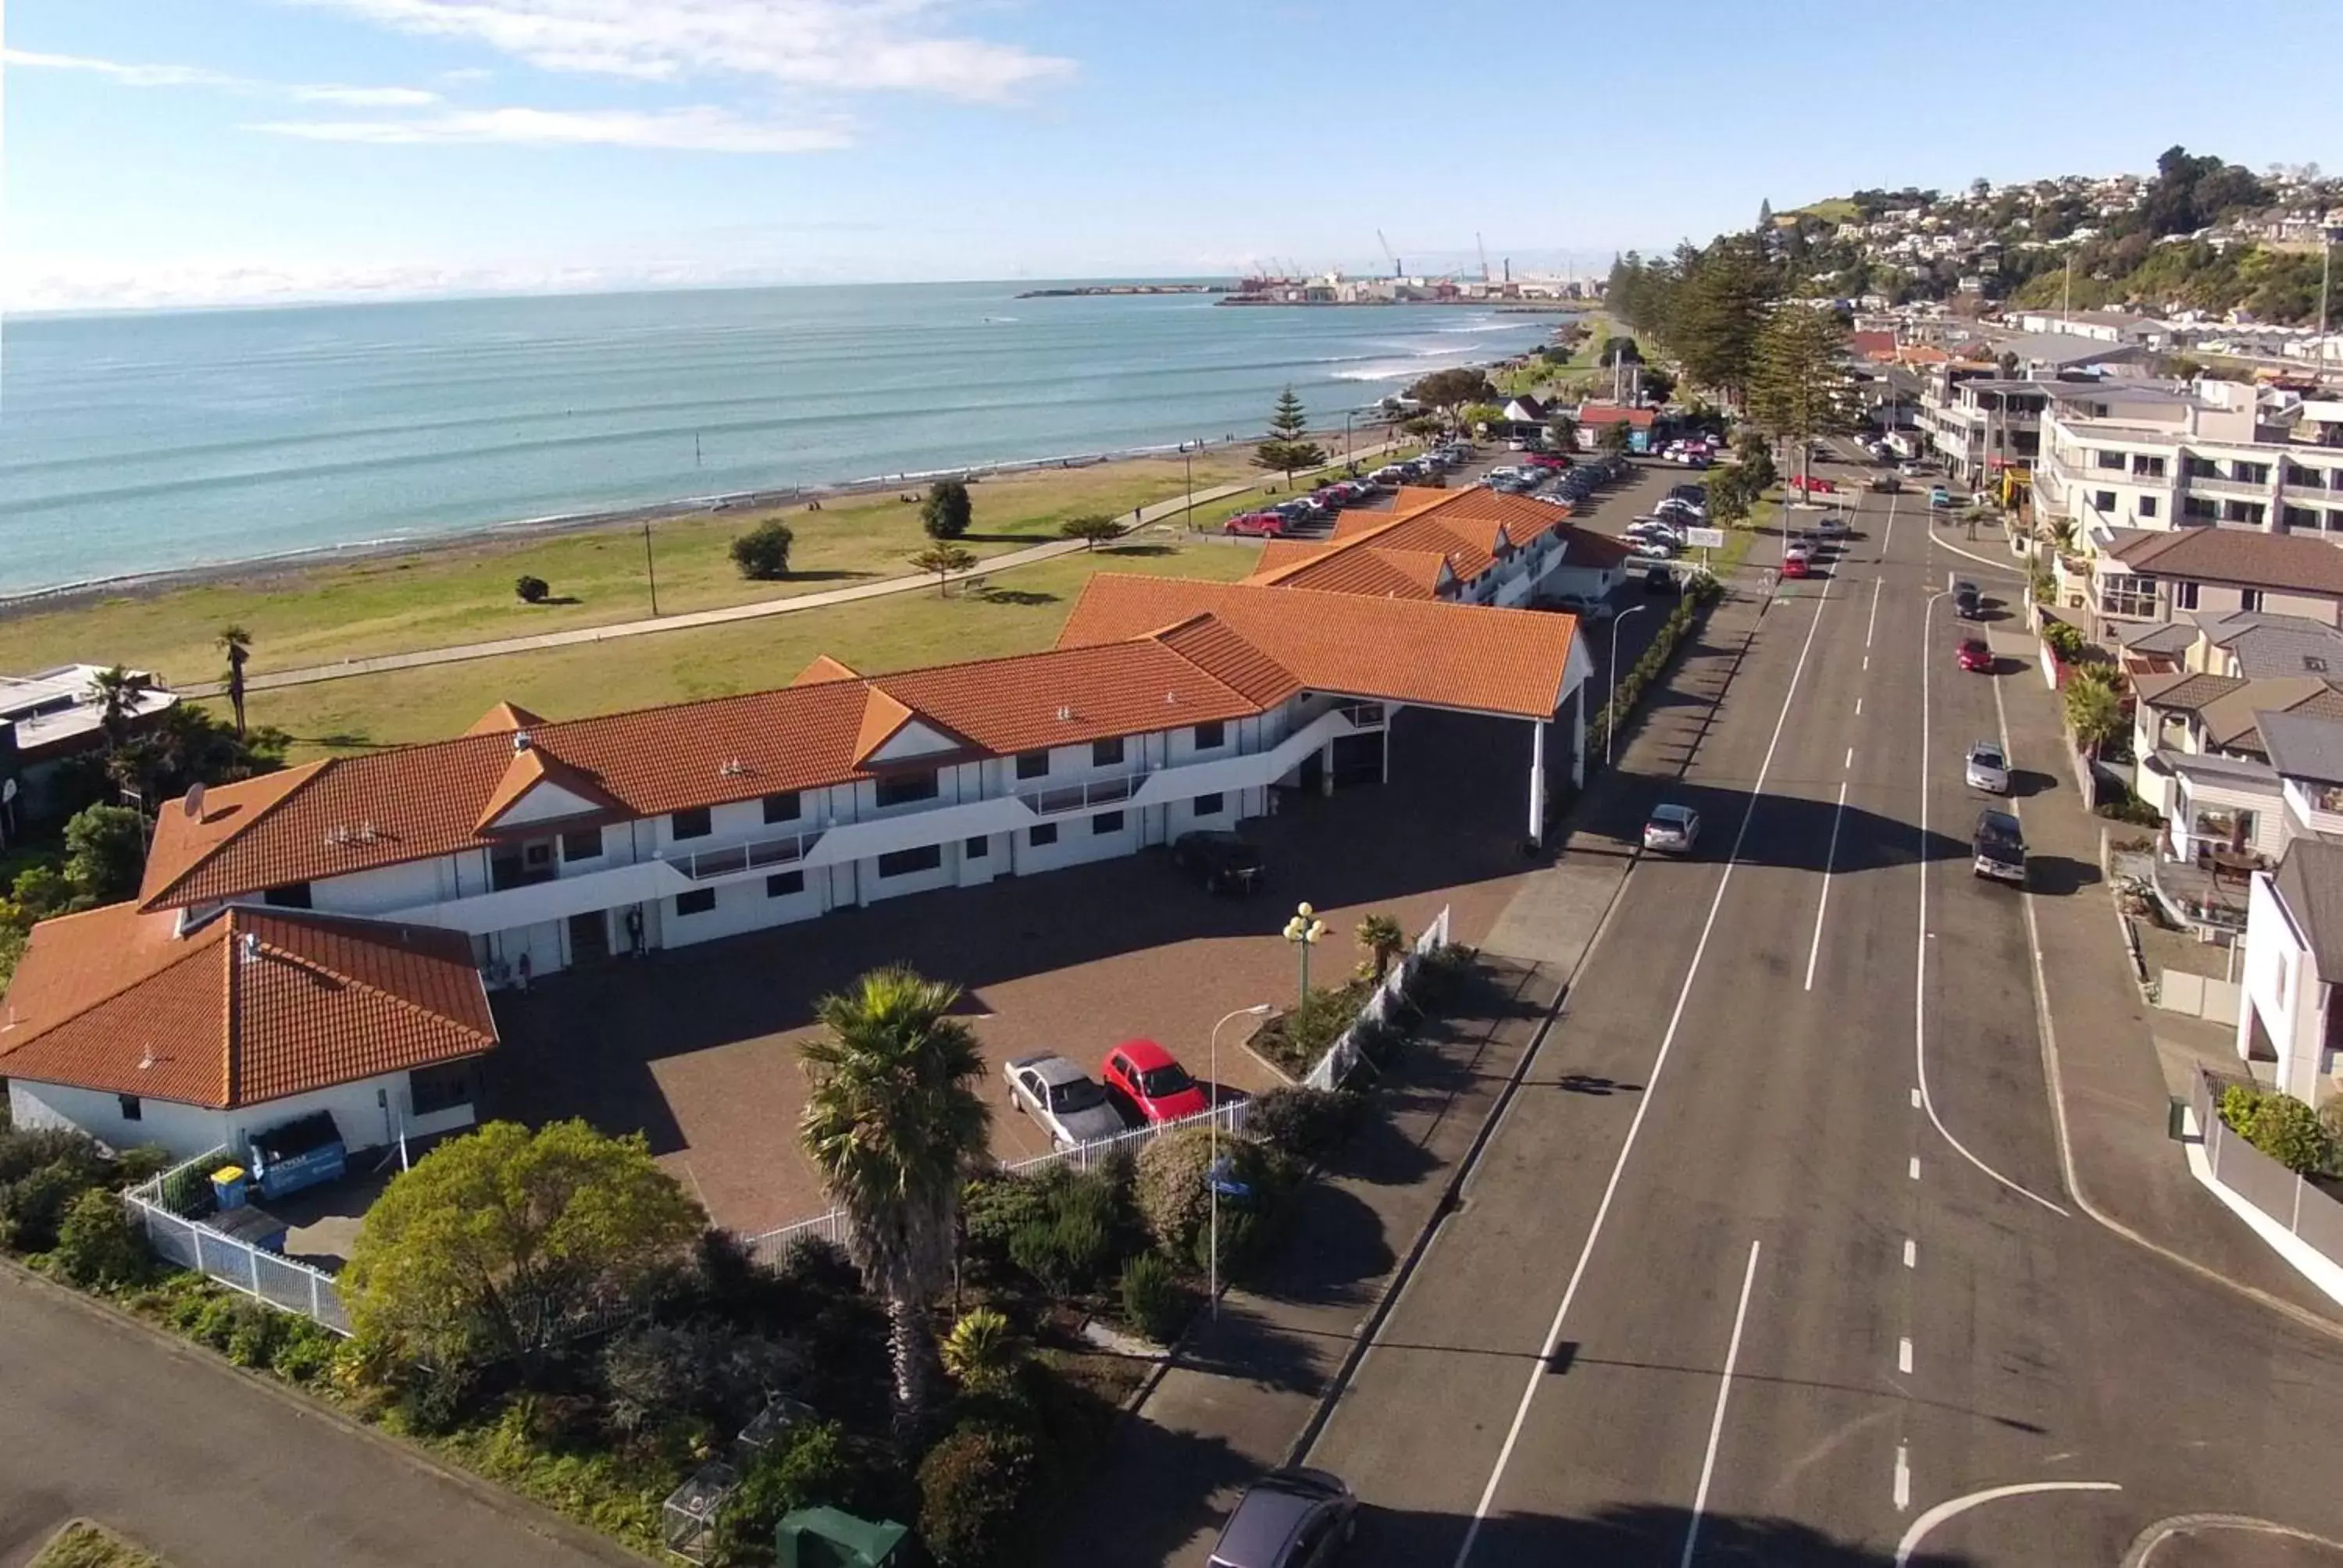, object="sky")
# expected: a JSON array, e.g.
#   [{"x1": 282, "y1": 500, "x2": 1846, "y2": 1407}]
[{"x1": 2, "y1": 0, "x2": 2339, "y2": 312}]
